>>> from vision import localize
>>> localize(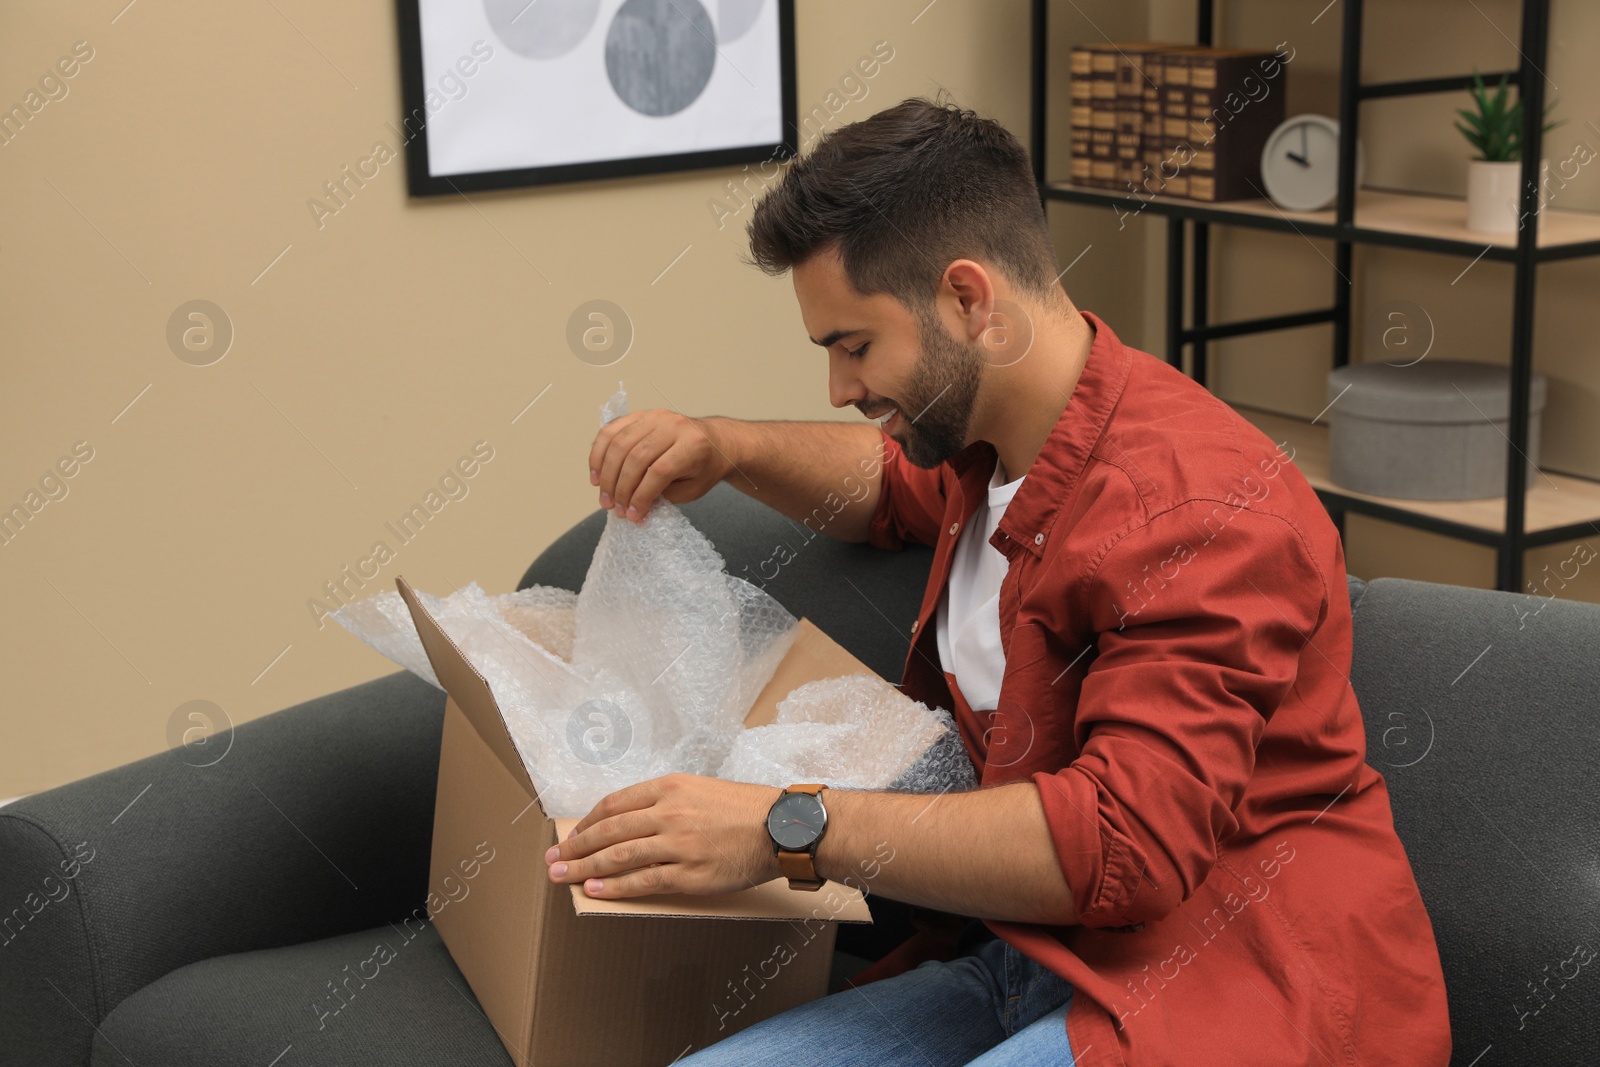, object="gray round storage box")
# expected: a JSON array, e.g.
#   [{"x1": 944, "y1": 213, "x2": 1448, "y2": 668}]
[{"x1": 1325, "y1": 359, "x2": 1547, "y2": 501}]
